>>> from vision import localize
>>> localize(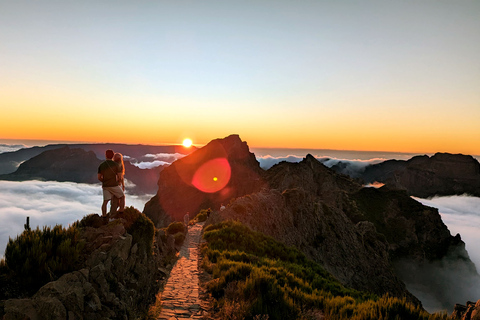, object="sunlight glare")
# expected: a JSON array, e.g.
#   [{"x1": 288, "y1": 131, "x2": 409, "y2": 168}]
[{"x1": 183, "y1": 138, "x2": 193, "y2": 148}]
